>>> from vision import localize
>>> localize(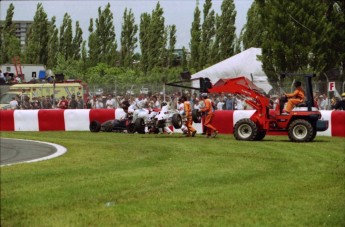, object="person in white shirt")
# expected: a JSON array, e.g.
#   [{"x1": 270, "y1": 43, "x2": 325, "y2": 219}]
[
  {"x1": 95, "y1": 97, "x2": 104, "y2": 109},
  {"x1": 319, "y1": 94, "x2": 328, "y2": 110},
  {"x1": 9, "y1": 97, "x2": 19, "y2": 109},
  {"x1": 105, "y1": 95, "x2": 117, "y2": 109}
]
